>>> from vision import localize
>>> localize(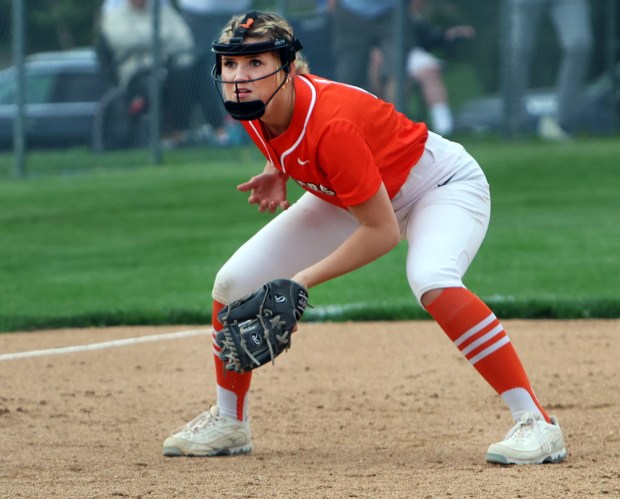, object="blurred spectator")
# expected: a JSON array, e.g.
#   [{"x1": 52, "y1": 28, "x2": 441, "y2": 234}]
[
  {"x1": 315, "y1": 0, "x2": 330, "y2": 11},
  {"x1": 288, "y1": 0, "x2": 336, "y2": 79},
  {"x1": 369, "y1": 0, "x2": 475, "y2": 136},
  {"x1": 102, "y1": 0, "x2": 170, "y2": 14},
  {"x1": 503, "y1": 0, "x2": 593, "y2": 140},
  {"x1": 176, "y1": 0, "x2": 253, "y2": 146},
  {"x1": 328, "y1": 0, "x2": 397, "y2": 90},
  {"x1": 100, "y1": 0, "x2": 197, "y2": 144}
]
